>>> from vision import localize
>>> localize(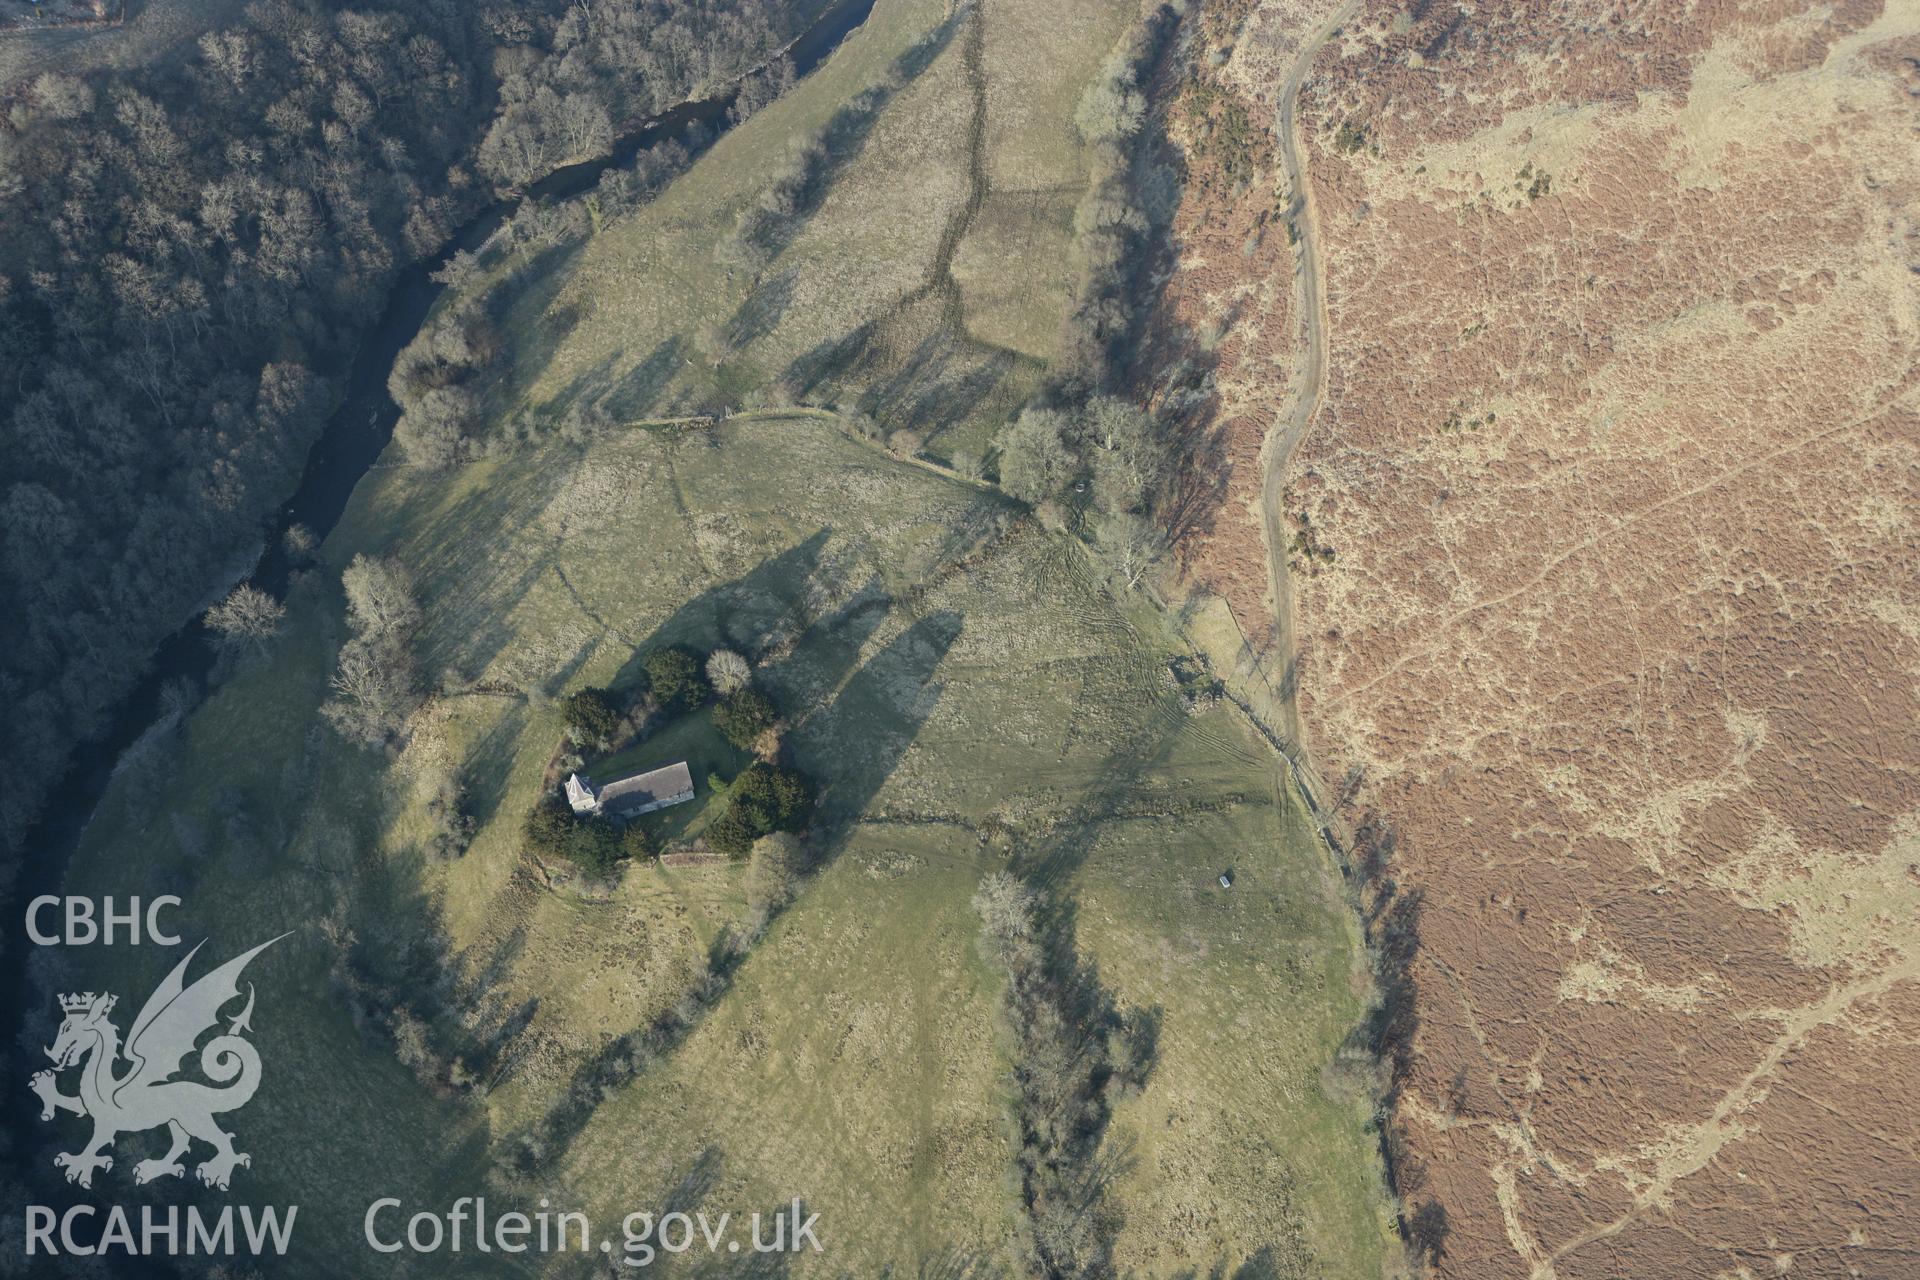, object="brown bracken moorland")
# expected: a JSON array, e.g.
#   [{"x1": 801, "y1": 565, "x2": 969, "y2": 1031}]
[{"x1": 1157, "y1": 1, "x2": 1920, "y2": 1276}]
